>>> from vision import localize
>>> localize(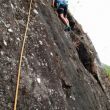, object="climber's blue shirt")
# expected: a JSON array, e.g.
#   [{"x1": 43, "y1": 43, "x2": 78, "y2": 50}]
[{"x1": 55, "y1": 0, "x2": 68, "y2": 6}]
